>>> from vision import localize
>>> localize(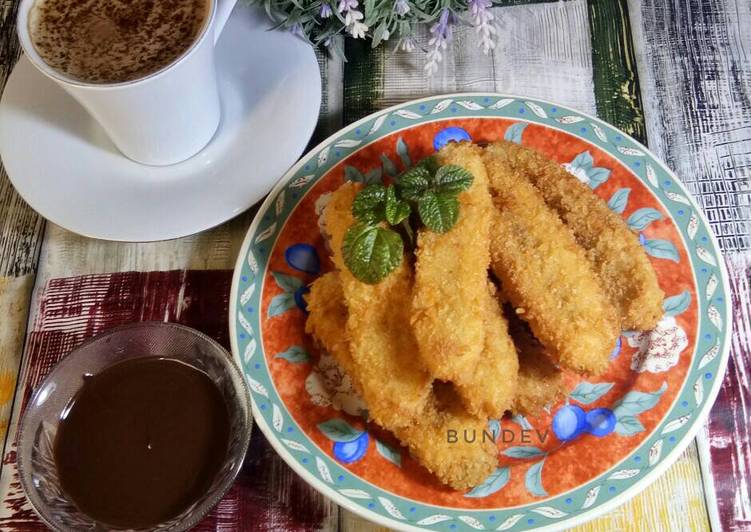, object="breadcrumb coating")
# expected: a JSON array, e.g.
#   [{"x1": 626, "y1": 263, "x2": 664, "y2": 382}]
[
  {"x1": 483, "y1": 144, "x2": 620, "y2": 375},
  {"x1": 320, "y1": 183, "x2": 433, "y2": 428},
  {"x1": 503, "y1": 303, "x2": 565, "y2": 415},
  {"x1": 486, "y1": 141, "x2": 664, "y2": 331},
  {"x1": 307, "y1": 272, "x2": 496, "y2": 490},
  {"x1": 412, "y1": 142, "x2": 518, "y2": 416}
]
